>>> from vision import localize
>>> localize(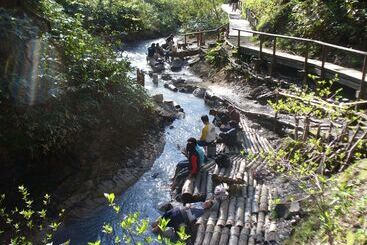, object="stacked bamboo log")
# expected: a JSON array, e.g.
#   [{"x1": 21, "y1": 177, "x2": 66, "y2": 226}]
[
  {"x1": 181, "y1": 168, "x2": 214, "y2": 201},
  {"x1": 212, "y1": 155, "x2": 249, "y2": 184},
  {"x1": 193, "y1": 181, "x2": 279, "y2": 244},
  {"x1": 240, "y1": 121, "x2": 273, "y2": 154}
]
